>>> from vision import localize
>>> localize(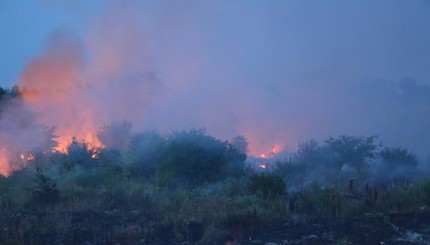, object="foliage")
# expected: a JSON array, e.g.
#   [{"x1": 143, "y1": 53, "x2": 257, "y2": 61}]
[
  {"x1": 30, "y1": 168, "x2": 59, "y2": 206},
  {"x1": 225, "y1": 136, "x2": 247, "y2": 177},
  {"x1": 380, "y1": 147, "x2": 418, "y2": 166},
  {"x1": 157, "y1": 129, "x2": 245, "y2": 187},
  {"x1": 0, "y1": 128, "x2": 429, "y2": 244},
  {"x1": 424, "y1": 180, "x2": 430, "y2": 204},
  {"x1": 157, "y1": 129, "x2": 227, "y2": 187},
  {"x1": 60, "y1": 137, "x2": 97, "y2": 171},
  {"x1": 0, "y1": 85, "x2": 20, "y2": 103},
  {"x1": 296, "y1": 139, "x2": 325, "y2": 166},
  {"x1": 229, "y1": 135, "x2": 248, "y2": 156},
  {"x1": 375, "y1": 147, "x2": 419, "y2": 181},
  {"x1": 273, "y1": 158, "x2": 307, "y2": 187},
  {"x1": 125, "y1": 130, "x2": 167, "y2": 176},
  {"x1": 325, "y1": 135, "x2": 379, "y2": 171},
  {"x1": 247, "y1": 173, "x2": 286, "y2": 199}
]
